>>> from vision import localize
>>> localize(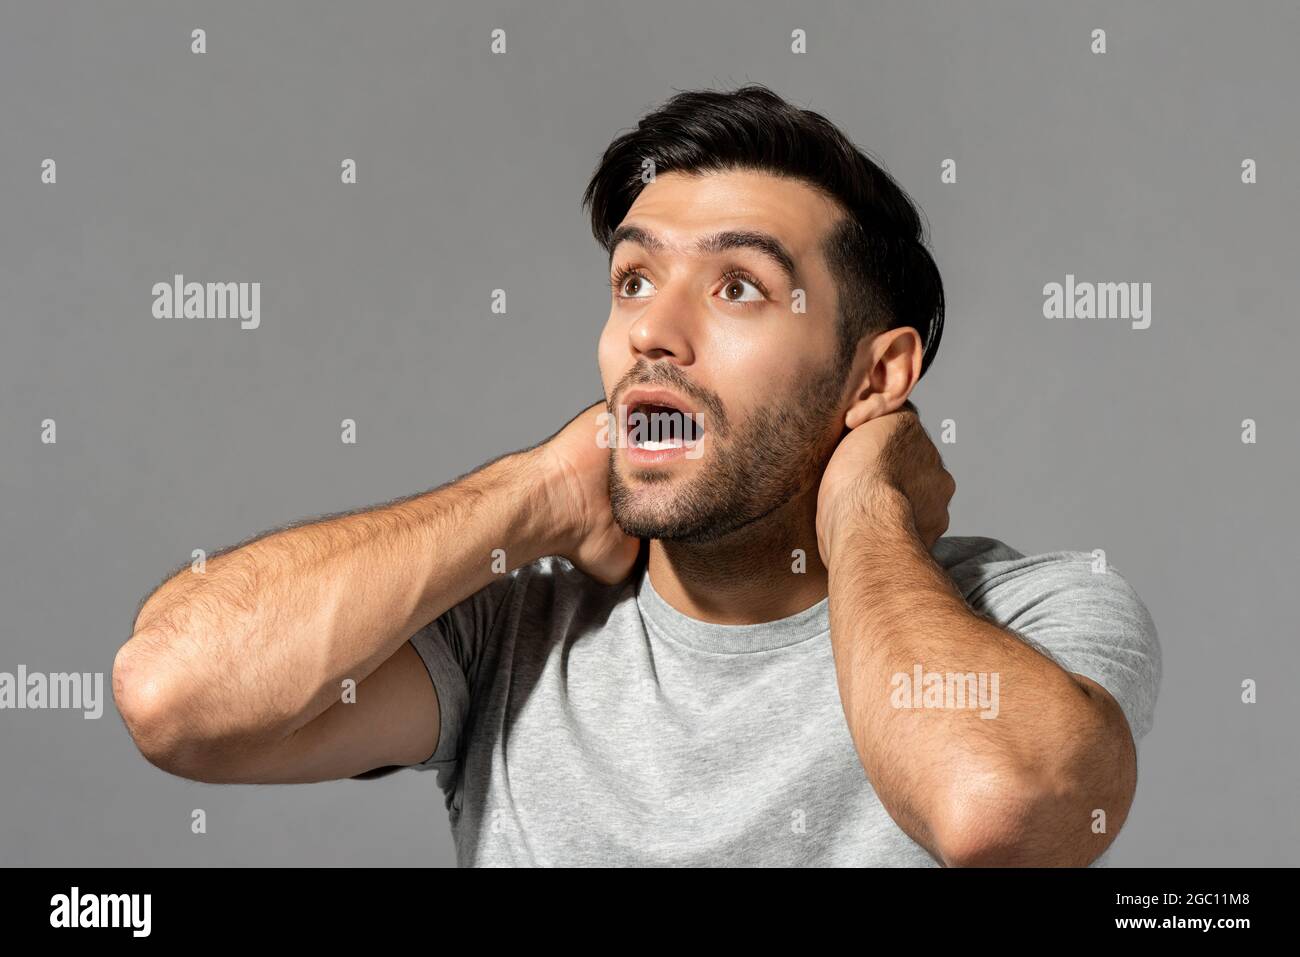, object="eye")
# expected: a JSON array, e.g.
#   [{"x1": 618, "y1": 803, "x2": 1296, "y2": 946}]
[
  {"x1": 718, "y1": 269, "x2": 768, "y2": 304},
  {"x1": 611, "y1": 264, "x2": 770, "y2": 305},
  {"x1": 612, "y1": 266, "x2": 656, "y2": 299}
]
